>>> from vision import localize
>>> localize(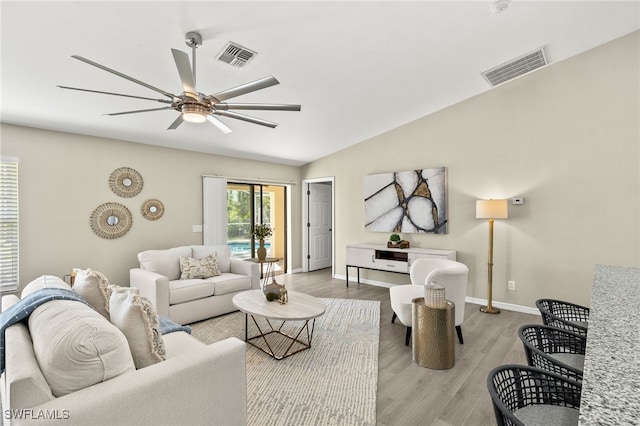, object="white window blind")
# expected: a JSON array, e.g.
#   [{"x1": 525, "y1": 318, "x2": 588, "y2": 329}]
[
  {"x1": 202, "y1": 176, "x2": 228, "y2": 246},
  {"x1": 0, "y1": 159, "x2": 19, "y2": 292}
]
